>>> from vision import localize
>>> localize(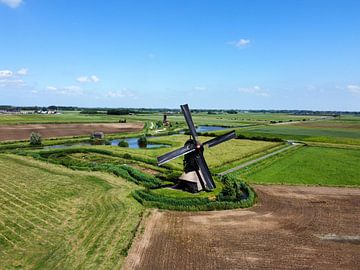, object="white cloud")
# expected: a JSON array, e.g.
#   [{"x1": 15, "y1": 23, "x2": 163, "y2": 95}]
[
  {"x1": 228, "y1": 38, "x2": 251, "y2": 48},
  {"x1": 0, "y1": 0, "x2": 23, "y2": 8},
  {"x1": 76, "y1": 75, "x2": 100, "y2": 83},
  {"x1": 194, "y1": 86, "x2": 207, "y2": 91},
  {"x1": 238, "y1": 85, "x2": 269, "y2": 97},
  {"x1": 46, "y1": 85, "x2": 83, "y2": 96},
  {"x1": 0, "y1": 68, "x2": 28, "y2": 88},
  {"x1": 0, "y1": 79, "x2": 26, "y2": 88},
  {"x1": 106, "y1": 89, "x2": 136, "y2": 98},
  {"x1": 17, "y1": 68, "x2": 28, "y2": 76},
  {"x1": 0, "y1": 70, "x2": 13, "y2": 78},
  {"x1": 46, "y1": 86, "x2": 57, "y2": 91},
  {"x1": 347, "y1": 85, "x2": 360, "y2": 94}
]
